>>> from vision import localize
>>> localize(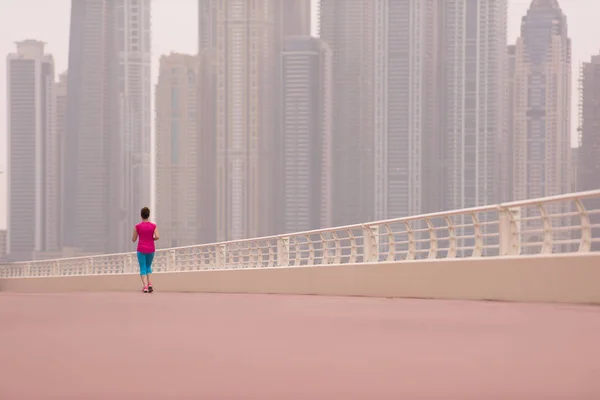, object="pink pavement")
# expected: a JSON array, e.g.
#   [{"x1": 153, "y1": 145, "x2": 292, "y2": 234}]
[{"x1": 1, "y1": 292, "x2": 599, "y2": 399}]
